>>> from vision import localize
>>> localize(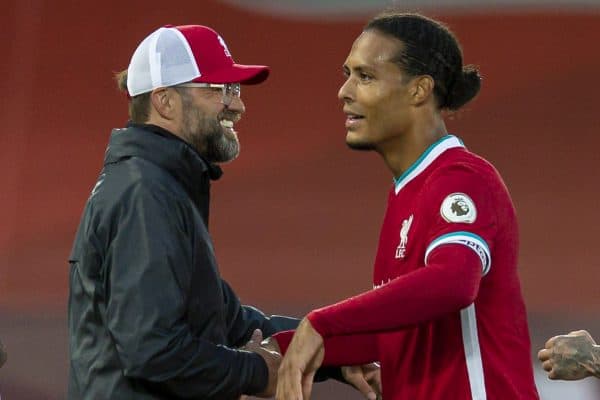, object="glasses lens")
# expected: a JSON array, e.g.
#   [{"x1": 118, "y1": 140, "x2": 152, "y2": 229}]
[{"x1": 222, "y1": 84, "x2": 241, "y2": 105}]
